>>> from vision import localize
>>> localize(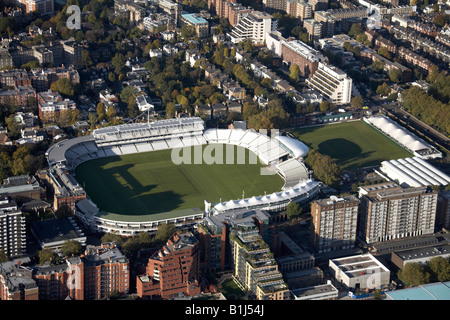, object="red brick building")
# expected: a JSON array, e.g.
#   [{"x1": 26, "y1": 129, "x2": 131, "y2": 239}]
[
  {"x1": 33, "y1": 258, "x2": 84, "y2": 300},
  {"x1": 136, "y1": 232, "x2": 201, "y2": 299},
  {"x1": 0, "y1": 258, "x2": 39, "y2": 300},
  {"x1": 83, "y1": 242, "x2": 130, "y2": 299},
  {"x1": 281, "y1": 40, "x2": 324, "y2": 79}
]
